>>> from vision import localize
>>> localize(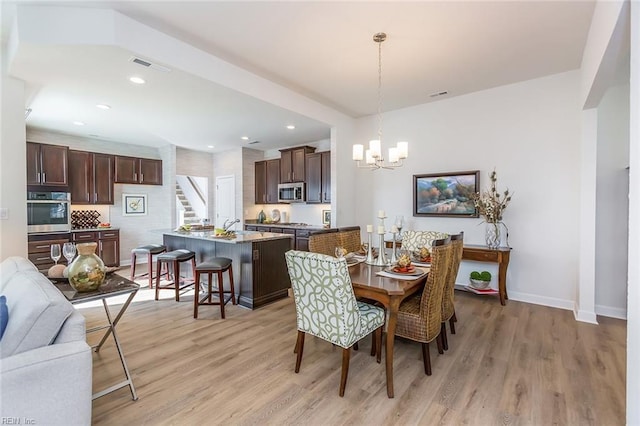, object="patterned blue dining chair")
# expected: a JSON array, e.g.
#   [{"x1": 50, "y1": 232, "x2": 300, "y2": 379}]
[{"x1": 285, "y1": 250, "x2": 385, "y2": 397}]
